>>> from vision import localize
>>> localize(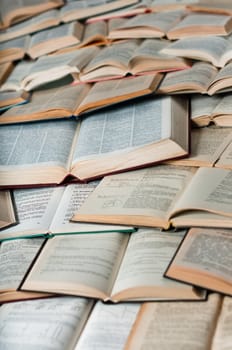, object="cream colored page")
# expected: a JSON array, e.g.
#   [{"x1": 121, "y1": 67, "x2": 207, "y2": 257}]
[
  {"x1": 50, "y1": 182, "x2": 129, "y2": 233},
  {"x1": 0, "y1": 60, "x2": 33, "y2": 91},
  {"x1": 76, "y1": 166, "x2": 195, "y2": 219},
  {"x1": 75, "y1": 301, "x2": 140, "y2": 350},
  {"x1": 126, "y1": 293, "x2": 221, "y2": 350},
  {"x1": 23, "y1": 233, "x2": 129, "y2": 296},
  {"x1": 171, "y1": 167, "x2": 232, "y2": 217},
  {"x1": 212, "y1": 297, "x2": 232, "y2": 350},
  {"x1": 0, "y1": 238, "x2": 44, "y2": 290},
  {"x1": 111, "y1": 228, "x2": 187, "y2": 296},
  {"x1": 185, "y1": 127, "x2": 232, "y2": 164},
  {"x1": 0, "y1": 297, "x2": 92, "y2": 350},
  {"x1": 0, "y1": 187, "x2": 64, "y2": 240},
  {"x1": 173, "y1": 228, "x2": 232, "y2": 282}
]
